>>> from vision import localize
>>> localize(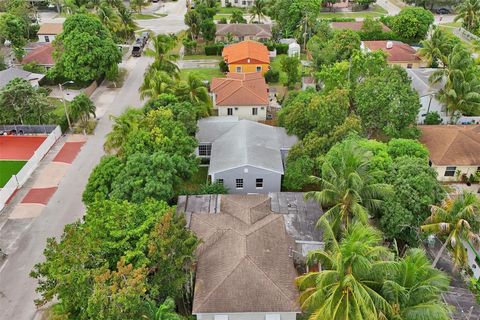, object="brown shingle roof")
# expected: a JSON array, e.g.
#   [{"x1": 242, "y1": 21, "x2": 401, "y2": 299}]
[
  {"x1": 216, "y1": 24, "x2": 272, "y2": 38},
  {"x1": 419, "y1": 125, "x2": 480, "y2": 166},
  {"x1": 21, "y1": 43, "x2": 54, "y2": 66},
  {"x1": 363, "y1": 40, "x2": 422, "y2": 63},
  {"x1": 331, "y1": 21, "x2": 391, "y2": 32},
  {"x1": 189, "y1": 194, "x2": 301, "y2": 314},
  {"x1": 211, "y1": 72, "x2": 269, "y2": 106},
  {"x1": 223, "y1": 40, "x2": 270, "y2": 64},
  {"x1": 38, "y1": 23, "x2": 63, "y2": 35}
]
